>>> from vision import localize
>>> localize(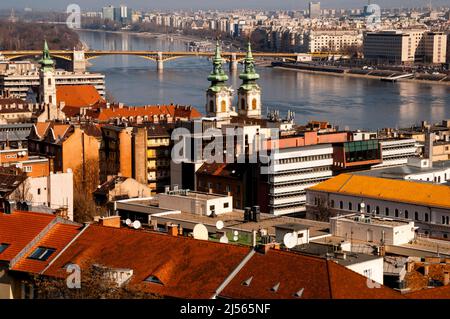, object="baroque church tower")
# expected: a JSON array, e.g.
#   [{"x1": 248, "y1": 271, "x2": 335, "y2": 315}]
[
  {"x1": 237, "y1": 42, "x2": 261, "y2": 118},
  {"x1": 205, "y1": 41, "x2": 233, "y2": 118},
  {"x1": 39, "y1": 40, "x2": 57, "y2": 106}
]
